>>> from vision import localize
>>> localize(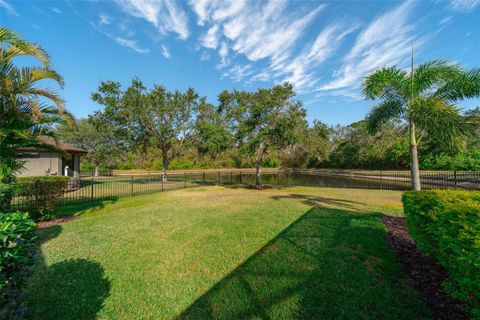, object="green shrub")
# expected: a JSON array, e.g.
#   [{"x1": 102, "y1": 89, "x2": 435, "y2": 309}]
[
  {"x1": 402, "y1": 190, "x2": 480, "y2": 317},
  {"x1": 0, "y1": 211, "x2": 36, "y2": 318},
  {"x1": 14, "y1": 176, "x2": 69, "y2": 220},
  {"x1": 169, "y1": 157, "x2": 194, "y2": 170}
]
